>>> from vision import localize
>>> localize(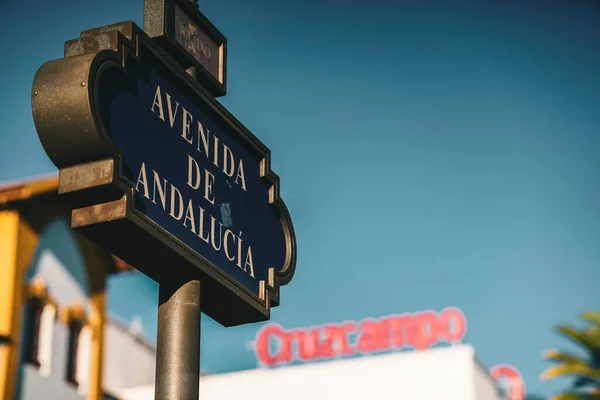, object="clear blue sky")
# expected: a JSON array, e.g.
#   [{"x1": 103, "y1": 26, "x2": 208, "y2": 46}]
[{"x1": 2, "y1": 0, "x2": 600, "y2": 397}]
